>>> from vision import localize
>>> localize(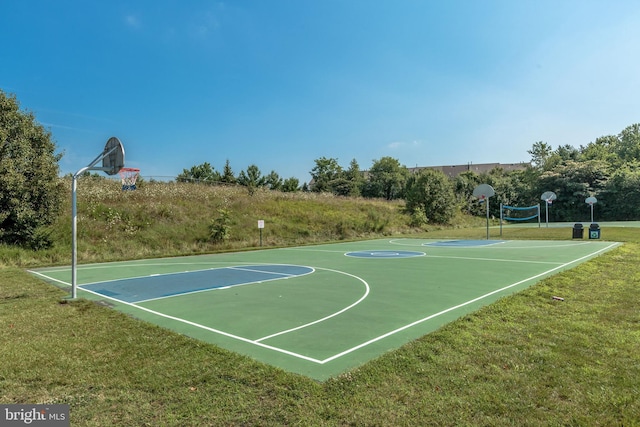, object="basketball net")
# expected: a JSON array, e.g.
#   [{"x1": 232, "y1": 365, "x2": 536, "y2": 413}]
[{"x1": 119, "y1": 167, "x2": 140, "y2": 190}]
